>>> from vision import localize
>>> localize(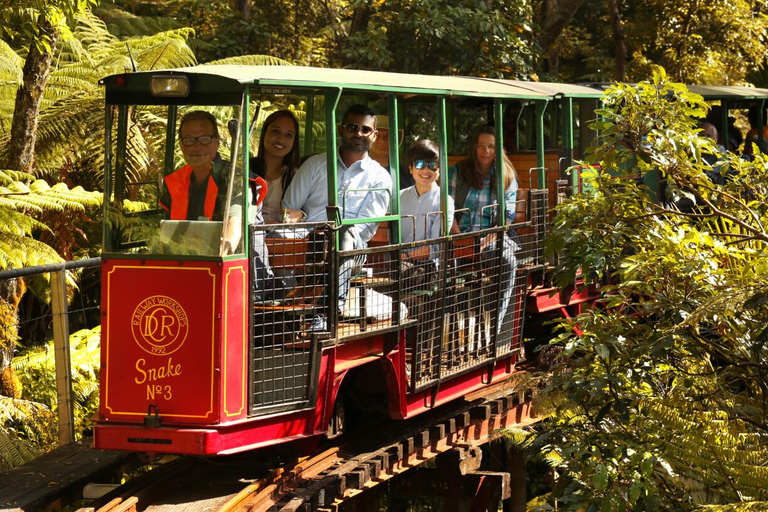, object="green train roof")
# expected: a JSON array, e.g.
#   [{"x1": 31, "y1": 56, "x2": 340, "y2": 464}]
[
  {"x1": 101, "y1": 65, "x2": 553, "y2": 103},
  {"x1": 101, "y1": 65, "x2": 768, "y2": 105}
]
